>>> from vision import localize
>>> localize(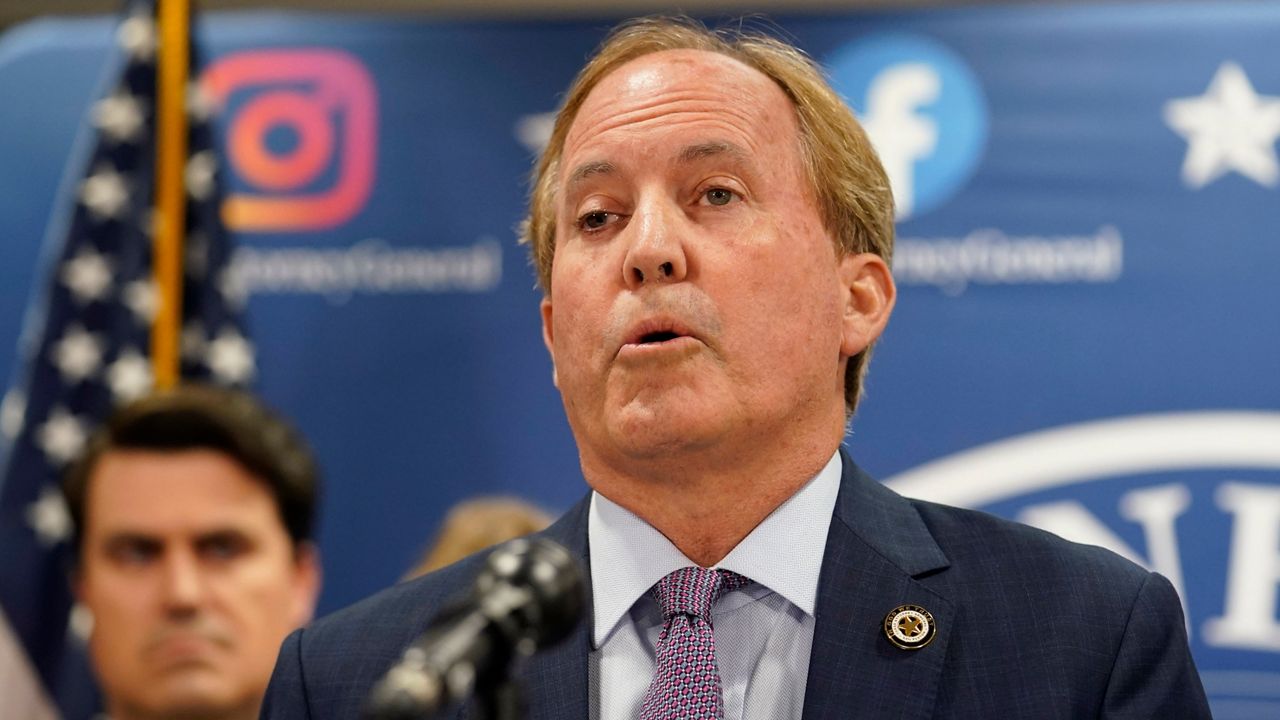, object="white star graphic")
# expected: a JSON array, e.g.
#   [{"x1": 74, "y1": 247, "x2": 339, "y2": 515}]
[
  {"x1": 80, "y1": 166, "x2": 130, "y2": 220},
  {"x1": 219, "y1": 266, "x2": 249, "y2": 309},
  {"x1": 50, "y1": 325, "x2": 105, "y2": 383},
  {"x1": 1, "y1": 389, "x2": 25, "y2": 441},
  {"x1": 116, "y1": 13, "x2": 156, "y2": 61},
  {"x1": 123, "y1": 279, "x2": 158, "y2": 323},
  {"x1": 26, "y1": 486, "x2": 73, "y2": 546},
  {"x1": 514, "y1": 111, "x2": 556, "y2": 154},
  {"x1": 60, "y1": 248, "x2": 114, "y2": 304},
  {"x1": 1164, "y1": 62, "x2": 1280, "y2": 188},
  {"x1": 106, "y1": 348, "x2": 153, "y2": 404},
  {"x1": 36, "y1": 407, "x2": 88, "y2": 466},
  {"x1": 93, "y1": 91, "x2": 147, "y2": 145},
  {"x1": 206, "y1": 328, "x2": 256, "y2": 385},
  {"x1": 186, "y1": 150, "x2": 217, "y2": 201}
]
